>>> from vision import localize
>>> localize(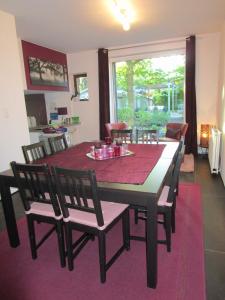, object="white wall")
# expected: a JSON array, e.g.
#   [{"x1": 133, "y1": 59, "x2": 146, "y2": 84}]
[
  {"x1": 67, "y1": 50, "x2": 100, "y2": 142},
  {"x1": 218, "y1": 23, "x2": 225, "y2": 185},
  {"x1": 0, "y1": 10, "x2": 29, "y2": 171},
  {"x1": 44, "y1": 91, "x2": 73, "y2": 122},
  {"x1": 196, "y1": 33, "x2": 221, "y2": 141}
]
